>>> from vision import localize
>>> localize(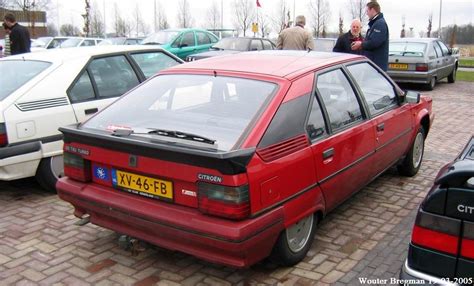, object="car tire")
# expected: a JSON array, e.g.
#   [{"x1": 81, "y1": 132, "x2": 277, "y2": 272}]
[
  {"x1": 270, "y1": 213, "x2": 317, "y2": 266},
  {"x1": 398, "y1": 127, "x2": 425, "y2": 177},
  {"x1": 35, "y1": 155, "x2": 64, "y2": 192},
  {"x1": 425, "y1": 77, "x2": 436, "y2": 91},
  {"x1": 447, "y1": 68, "x2": 456, "y2": 83}
]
